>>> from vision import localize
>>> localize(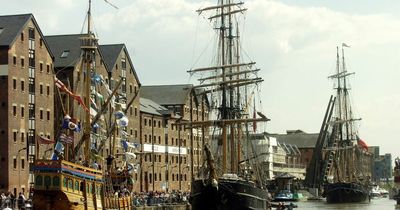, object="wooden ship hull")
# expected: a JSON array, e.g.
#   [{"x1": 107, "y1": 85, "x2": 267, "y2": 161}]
[
  {"x1": 324, "y1": 182, "x2": 369, "y2": 203},
  {"x1": 32, "y1": 160, "x2": 104, "y2": 210},
  {"x1": 32, "y1": 160, "x2": 134, "y2": 210},
  {"x1": 190, "y1": 178, "x2": 268, "y2": 210}
]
